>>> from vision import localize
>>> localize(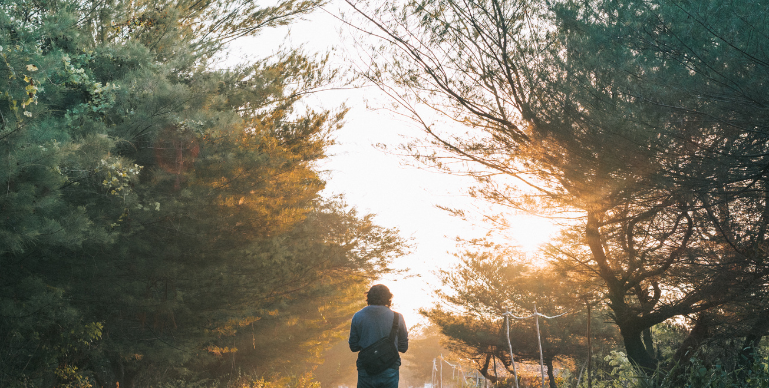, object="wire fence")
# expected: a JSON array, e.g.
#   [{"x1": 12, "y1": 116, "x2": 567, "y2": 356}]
[{"x1": 429, "y1": 304, "x2": 570, "y2": 388}]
